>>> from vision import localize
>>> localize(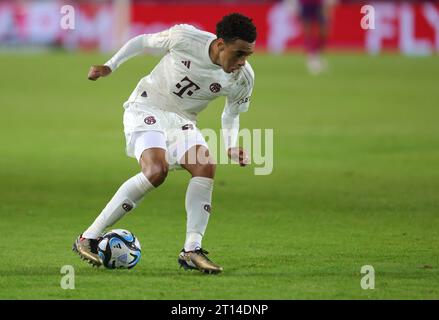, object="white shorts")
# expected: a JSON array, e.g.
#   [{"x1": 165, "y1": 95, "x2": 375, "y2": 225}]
[{"x1": 123, "y1": 102, "x2": 208, "y2": 170}]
